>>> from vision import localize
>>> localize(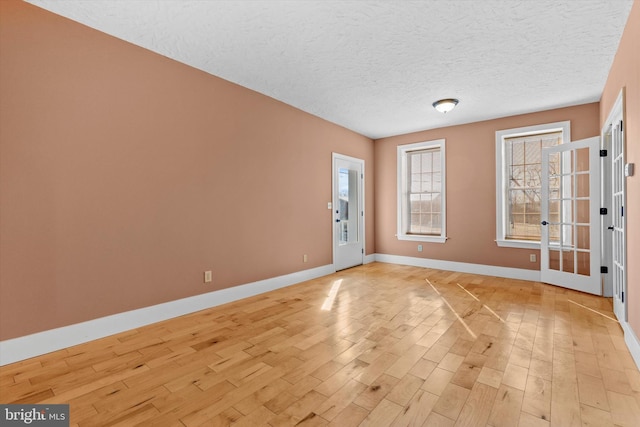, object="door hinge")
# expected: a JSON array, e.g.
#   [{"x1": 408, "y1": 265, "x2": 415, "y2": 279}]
[
  {"x1": 361, "y1": 248, "x2": 364, "y2": 254},
  {"x1": 361, "y1": 173, "x2": 363, "y2": 179},
  {"x1": 601, "y1": 266, "x2": 608, "y2": 274},
  {"x1": 600, "y1": 149, "x2": 608, "y2": 157},
  {"x1": 622, "y1": 291, "x2": 624, "y2": 303},
  {"x1": 600, "y1": 208, "x2": 607, "y2": 215},
  {"x1": 622, "y1": 206, "x2": 624, "y2": 217}
]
